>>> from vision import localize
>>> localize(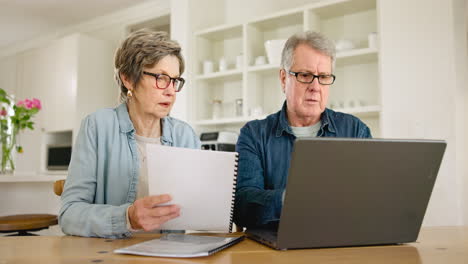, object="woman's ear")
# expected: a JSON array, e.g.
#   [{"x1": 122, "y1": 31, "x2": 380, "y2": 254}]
[{"x1": 120, "y1": 73, "x2": 134, "y2": 91}]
